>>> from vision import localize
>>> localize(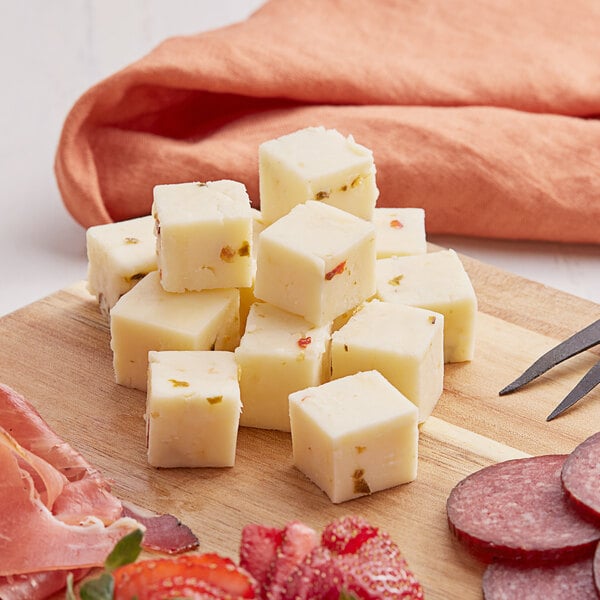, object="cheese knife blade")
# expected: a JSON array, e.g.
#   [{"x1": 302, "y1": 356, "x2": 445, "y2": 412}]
[
  {"x1": 499, "y1": 318, "x2": 600, "y2": 396},
  {"x1": 546, "y1": 359, "x2": 600, "y2": 421}
]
